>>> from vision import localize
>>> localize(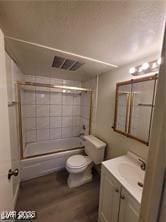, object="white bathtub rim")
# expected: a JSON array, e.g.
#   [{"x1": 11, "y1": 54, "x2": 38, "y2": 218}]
[
  {"x1": 23, "y1": 137, "x2": 83, "y2": 157},
  {"x1": 22, "y1": 147, "x2": 84, "y2": 163}
]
